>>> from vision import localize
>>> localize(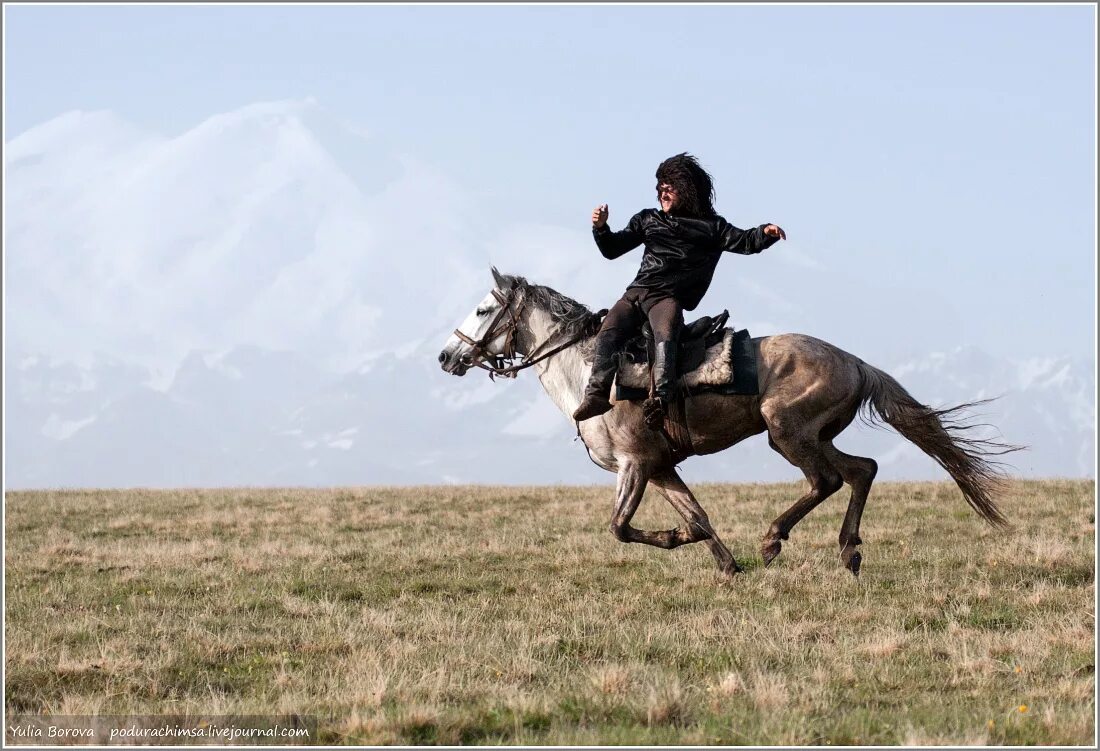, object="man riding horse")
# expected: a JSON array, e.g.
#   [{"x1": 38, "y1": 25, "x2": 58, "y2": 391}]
[
  {"x1": 440, "y1": 156, "x2": 1015, "y2": 577},
  {"x1": 573, "y1": 152, "x2": 787, "y2": 425}
]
